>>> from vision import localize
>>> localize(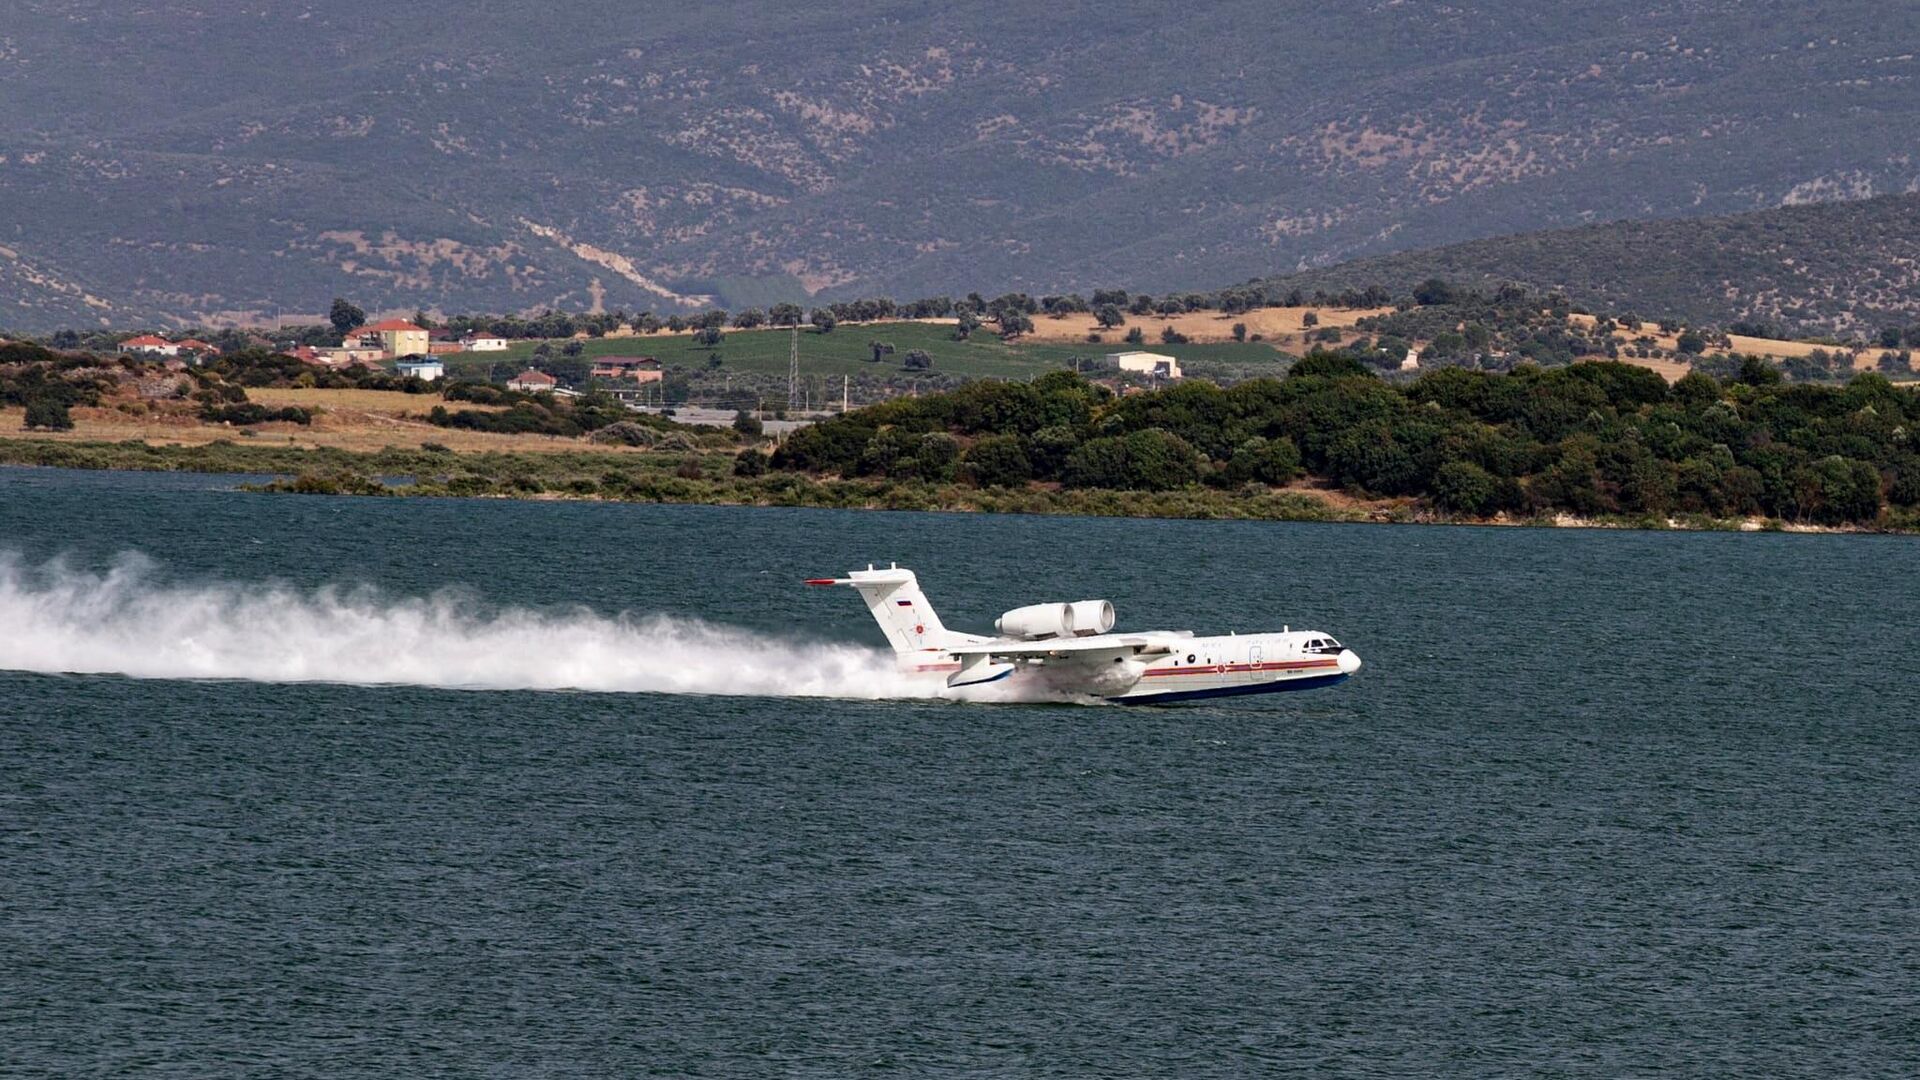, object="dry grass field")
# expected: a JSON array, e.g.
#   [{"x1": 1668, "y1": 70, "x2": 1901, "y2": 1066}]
[
  {"x1": 1568, "y1": 314, "x2": 1886, "y2": 378},
  {"x1": 1021, "y1": 306, "x2": 1392, "y2": 348},
  {"x1": 0, "y1": 388, "x2": 641, "y2": 454}
]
